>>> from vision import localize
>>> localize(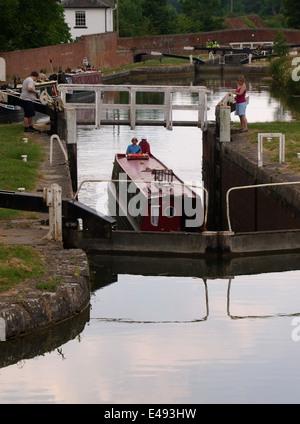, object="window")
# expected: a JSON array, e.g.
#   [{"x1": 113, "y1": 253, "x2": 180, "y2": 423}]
[{"x1": 75, "y1": 11, "x2": 86, "y2": 27}]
